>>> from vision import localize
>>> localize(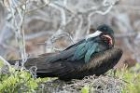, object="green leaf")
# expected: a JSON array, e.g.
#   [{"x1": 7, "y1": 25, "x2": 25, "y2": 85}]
[{"x1": 81, "y1": 85, "x2": 89, "y2": 93}]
